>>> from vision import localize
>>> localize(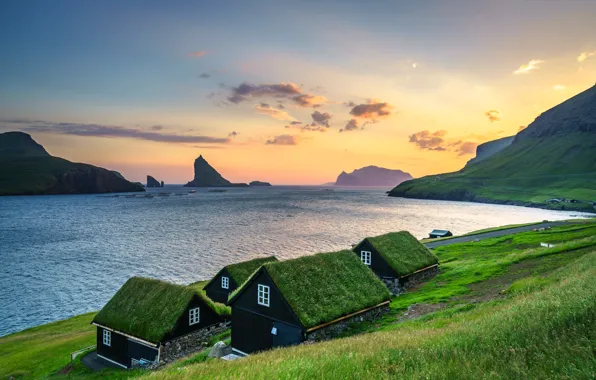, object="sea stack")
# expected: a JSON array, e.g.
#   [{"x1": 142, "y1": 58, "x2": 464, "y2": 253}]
[
  {"x1": 146, "y1": 175, "x2": 161, "y2": 188},
  {"x1": 184, "y1": 155, "x2": 248, "y2": 187}
]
